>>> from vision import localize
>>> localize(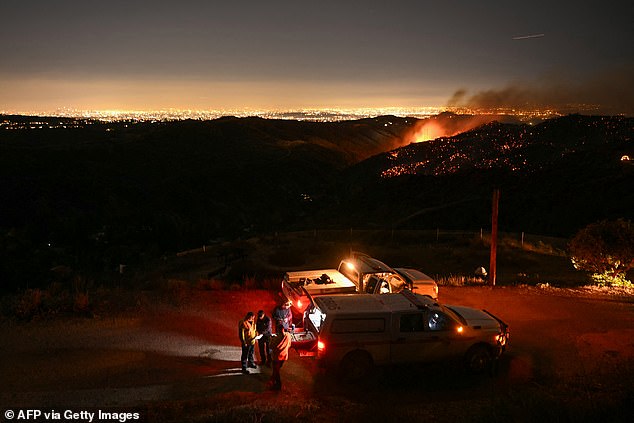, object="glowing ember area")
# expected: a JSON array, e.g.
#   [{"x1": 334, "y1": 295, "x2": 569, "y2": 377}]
[
  {"x1": 381, "y1": 161, "x2": 430, "y2": 178},
  {"x1": 381, "y1": 115, "x2": 632, "y2": 180}
]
